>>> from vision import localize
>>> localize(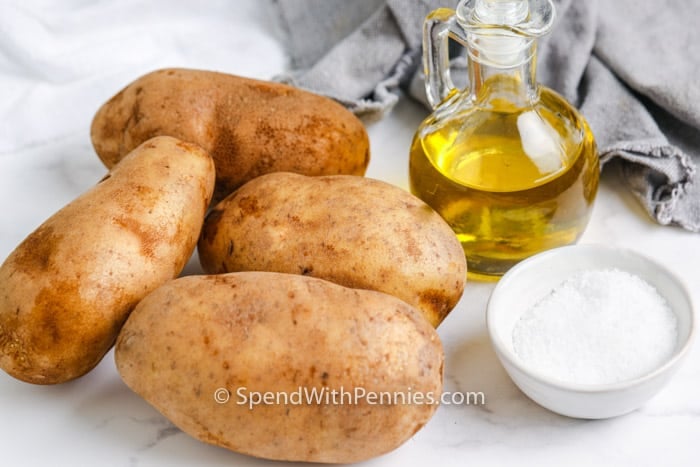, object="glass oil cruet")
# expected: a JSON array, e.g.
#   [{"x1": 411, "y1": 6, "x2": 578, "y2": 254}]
[{"x1": 409, "y1": 0, "x2": 599, "y2": 280}]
